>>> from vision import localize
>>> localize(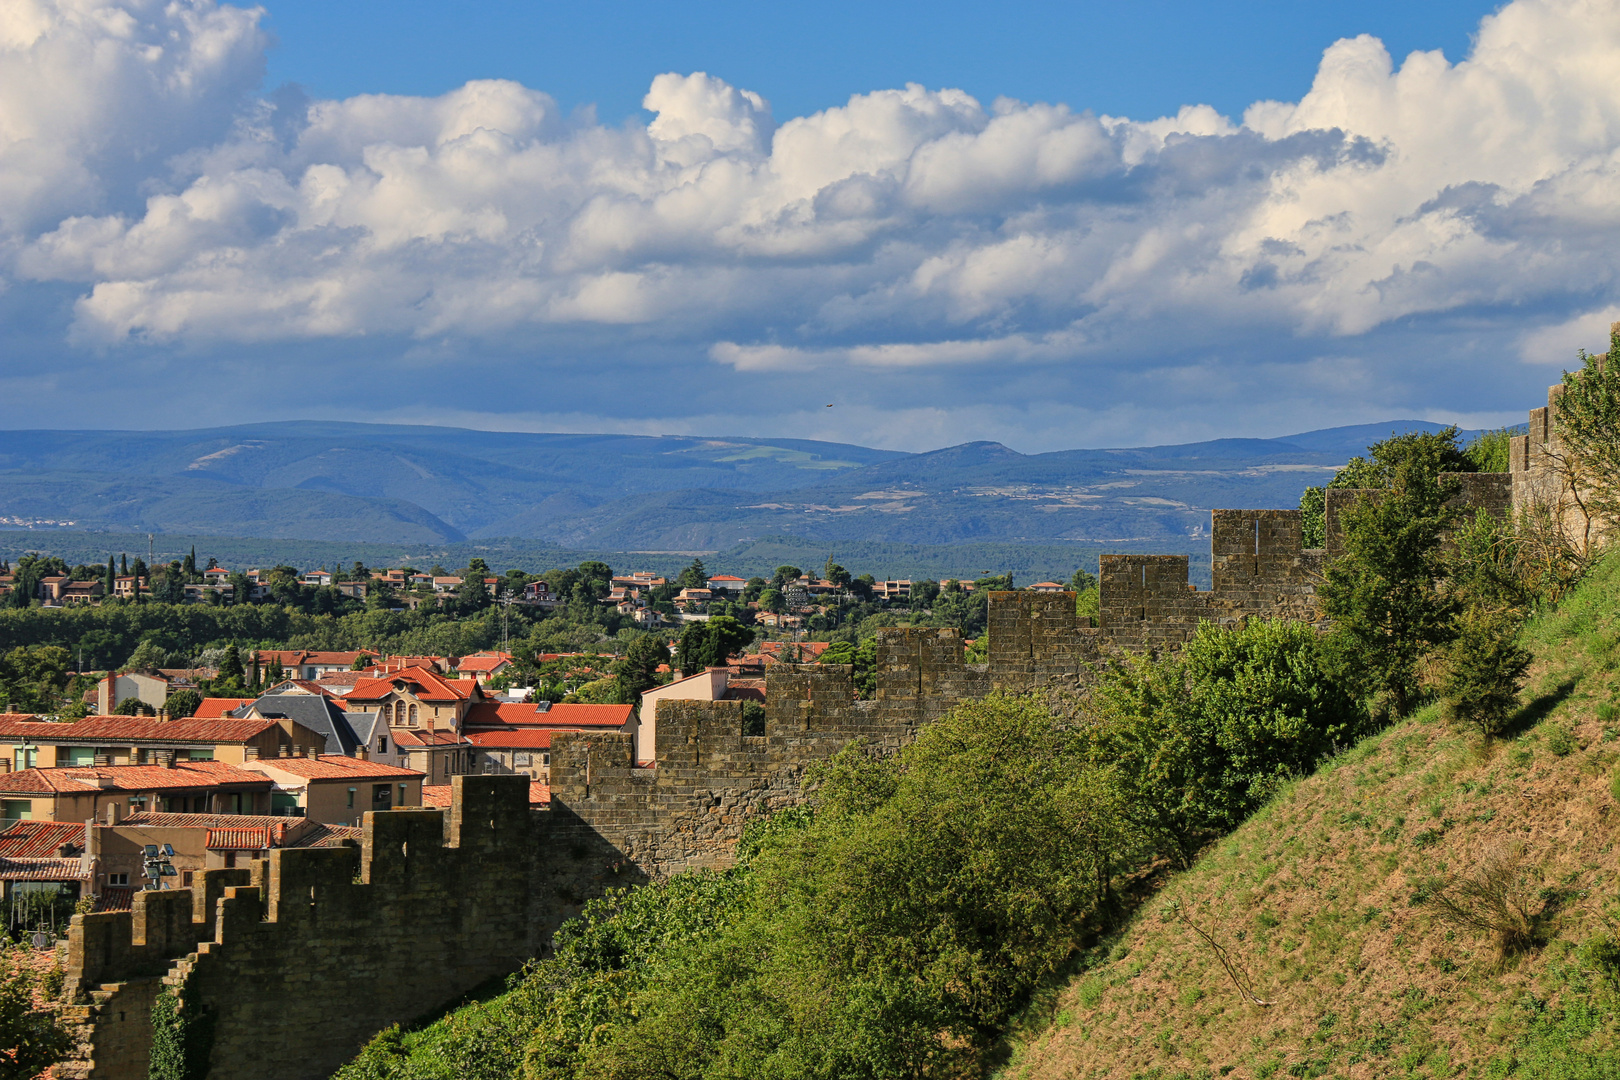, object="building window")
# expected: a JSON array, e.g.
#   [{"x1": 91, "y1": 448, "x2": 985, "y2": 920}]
[
  {"x1": 408, "y1": 704, "x2": 418, "y2": 726},
  {"x1": 1, "y1": 800, "x2": 31, "y2": 821},
  {"x1": 181, "y1": 871, "x2": 194, "y2": 887},
  {"x1": 392, "y1": 701, "x2": 405, "y2": 725},
  {"x1": 372, "y1": 784, "x2": 391, "y2": 808},
  {"x1": 346, "y1": 787, "x2": 356, "y2": 809},
  {"x1": 107, "y1": 873, "x2": 129, "y2": 886},
  {"x1": 379, "y1": 736, "x2": 388, "y2": 754},
  {"x1": 398, "y1": 783, "x2": 407, "y2": 804}
]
